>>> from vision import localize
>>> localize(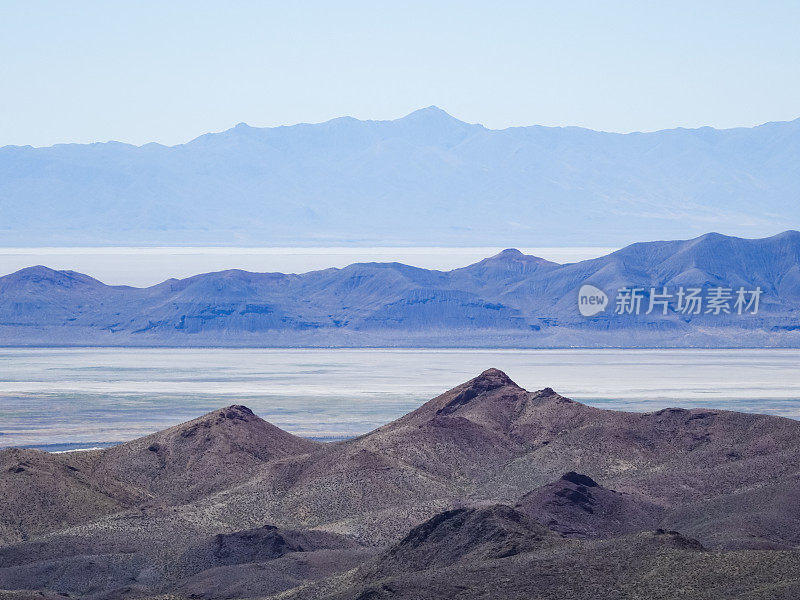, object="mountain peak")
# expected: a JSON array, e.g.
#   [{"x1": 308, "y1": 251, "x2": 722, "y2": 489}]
[
  {"x1": 436, "y1": 368, "x2": 519, "y2": 416},
  {"x1": 475, "y1": 367, "x2": 516, "y2": 386},
  {"x1": 1, "y1": 265, "x2": 103, "y2": 289},
  {"x1": 206, "y1": 404, "x2": 256, "y2": 422},
  {"x1": 770, "y1": 229, "x2": 800, "y2": 243},
  {"x1": 10, "y1": 265, "x2": 62, "y2": 278},
  {"x1": 496, "y1": 248, "x2": 525, "y2": 258},
  {"x1": 397, "y1": 106, "x2": 474, "y2": 130},
  {"x1": 453, "y1": 249, "x2": 559, "y2": 280},
  {"x1": 487, "y1": 248, "x2": 556, "y2": 265},
  {"x1": 94, "y1": 405, "x2": 318, "y2": 502},
  {"x1": 401, "y1": 105, "x2": 457, "y2": 121},
  {"x1": 560, "y1": 471, "x2": 598, "y2": 487}
]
